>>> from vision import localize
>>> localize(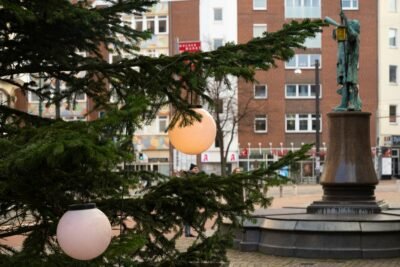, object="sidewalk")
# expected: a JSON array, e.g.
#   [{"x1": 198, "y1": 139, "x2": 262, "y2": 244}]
[
  {"x1": 267, "y1": 179, "x2": 400, "y2": 209},
  {"x1": 178, "y1": 179, "x2": 400, "y2": 266}
]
